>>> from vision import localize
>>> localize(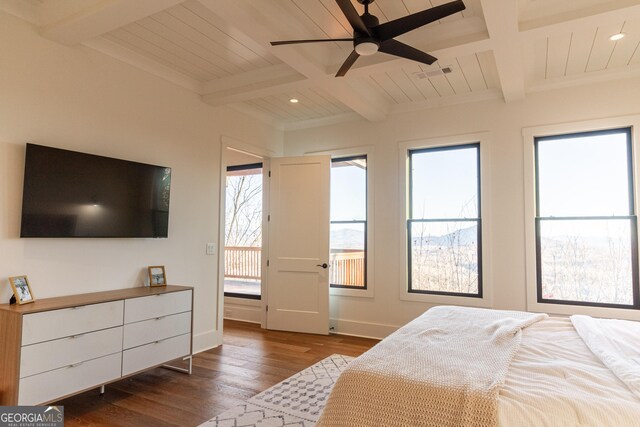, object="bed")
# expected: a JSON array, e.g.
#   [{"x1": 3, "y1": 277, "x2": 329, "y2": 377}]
[{"x1": 317, "y1": 306, "x2": 640, "y2": 427}]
